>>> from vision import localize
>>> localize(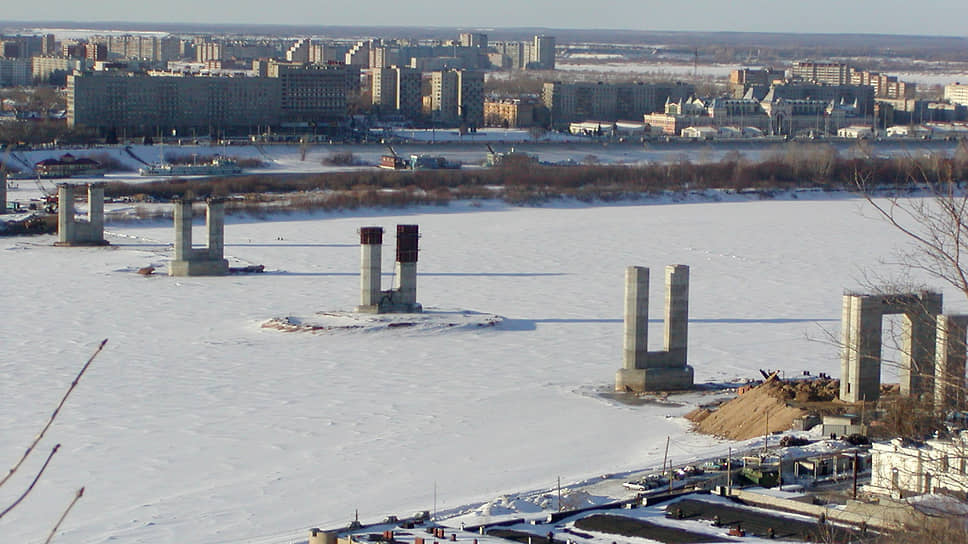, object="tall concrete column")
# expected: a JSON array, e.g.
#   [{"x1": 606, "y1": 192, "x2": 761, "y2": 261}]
[
  {"x1": 206, "y1": 198, "x2": 225, "y2": 260},
  {"x1": 57, "y1": 184, "x2": 75, "y2": 244},
  {"x1": 173, "y1": 200, "x2": 193, "y2": 261},
  {"x1": 359, "y1": 226, "x2": 383, "y2": 308},
  {"x1": 622, "y1": 266, "x2": 649, "y2": 370},
  {"x1": 663, "y1": 265, "x2": 689, "y2": 364},
  {"x1": 839, "y1": 295, "x2": 856, "y2": 401},
  {"x1": 394, "y1": 224, "x2": 419, "y2": 307},
  {"x1": 842, "y1": 296, "x2": 884, "y2": 403},
  {"x1": 935, "y1": 315, "x2": 968, "y2": 412},
  {"x1": 88, "y1": 183, "x2": 105, "y2": 239},
  {"x1": 900, "y1": 291, "x2": 942, "y2": 399}
]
